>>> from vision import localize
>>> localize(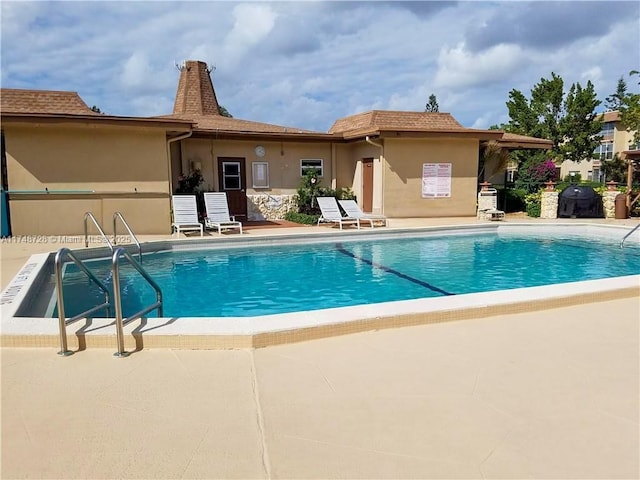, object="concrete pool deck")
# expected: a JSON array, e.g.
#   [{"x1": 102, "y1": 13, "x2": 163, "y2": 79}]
[{"x1": 1, "y1": 216, "x2": 639, "y2": 479}]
